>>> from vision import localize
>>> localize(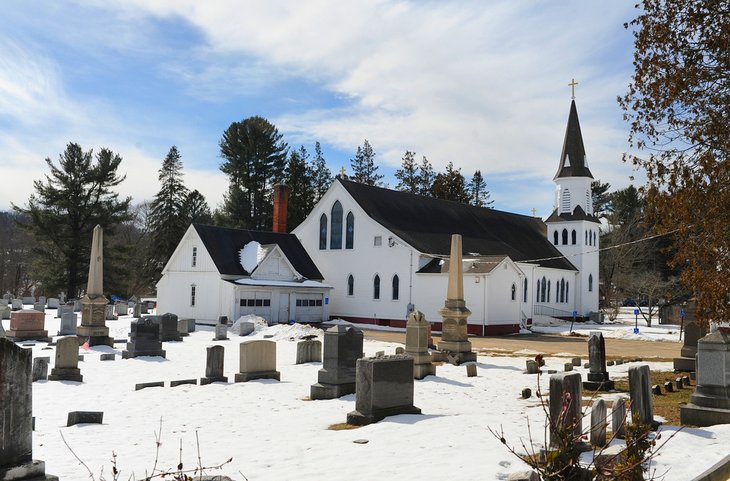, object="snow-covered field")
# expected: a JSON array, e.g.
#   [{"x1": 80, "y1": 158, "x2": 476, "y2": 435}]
[{"x1": 4, "y1": 309, "x2": 729, "y2": 480}]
